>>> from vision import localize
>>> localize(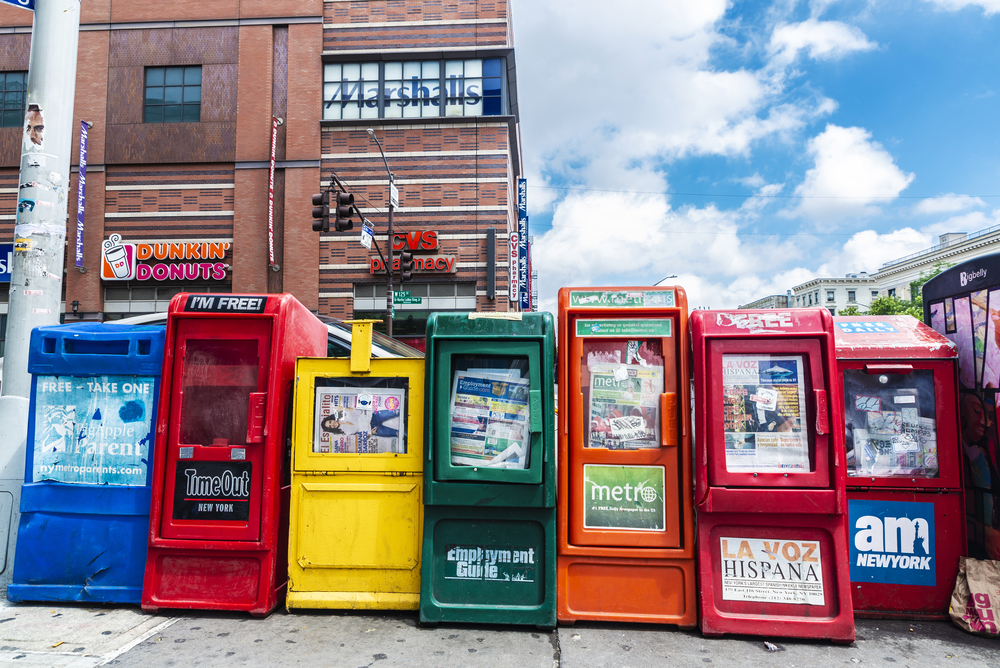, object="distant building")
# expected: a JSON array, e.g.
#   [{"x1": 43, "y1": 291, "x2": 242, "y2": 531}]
[
  {"x1": 873, "y1": 229, "x2": 1000, "y2": 300},
  {"x1": 738, "y1": 294, "x2": 790, "y2": 309},
  {"x1": 740, "y1": 225, "x2": 1000, "y2": 313},
  {"x1": 789, "y1": 273, "x2": 878, "y2": 315}
]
